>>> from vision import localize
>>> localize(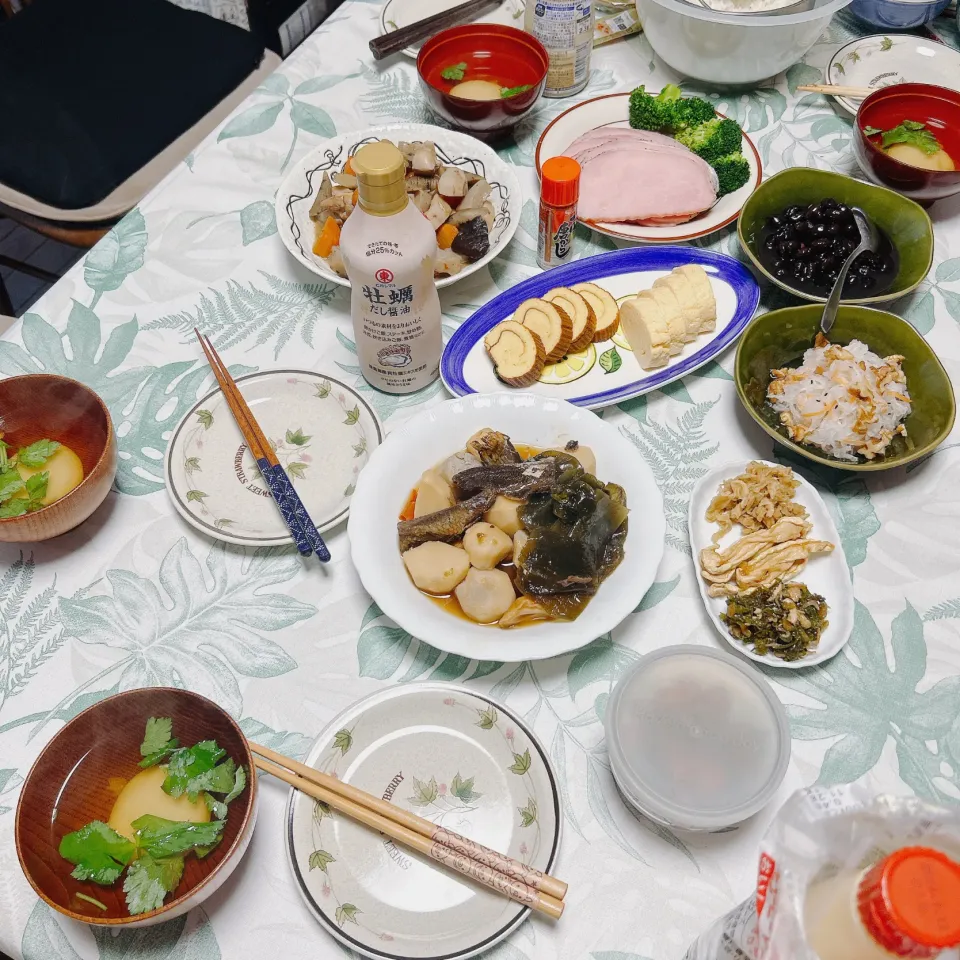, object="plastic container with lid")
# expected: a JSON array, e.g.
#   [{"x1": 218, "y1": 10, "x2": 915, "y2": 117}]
[
  {"x1": 805, "y1": 847, "x2": 960, "y2": 960},
  {"x1": 604, "y1": 644, "x2": 791, "y2": 831}
]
